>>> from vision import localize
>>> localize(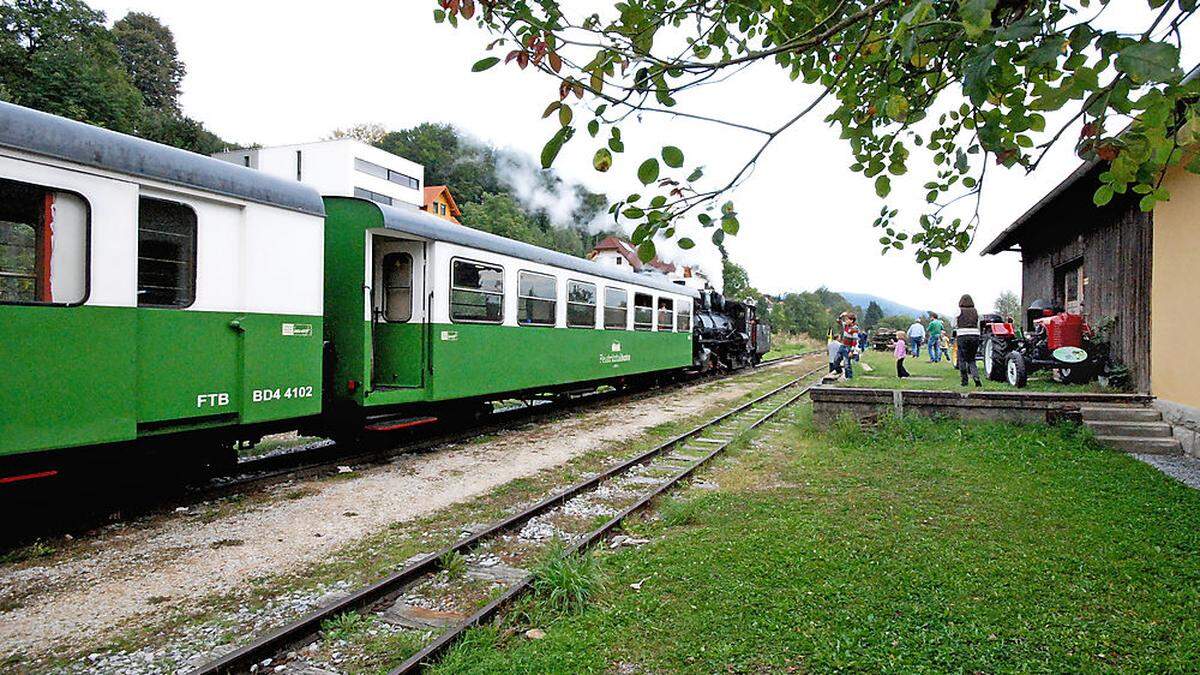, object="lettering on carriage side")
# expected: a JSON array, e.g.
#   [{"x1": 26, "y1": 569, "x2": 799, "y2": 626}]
[
  {"x1": 600, "y1": 341, "x2": 631, "y2": 365},
  {"x1": 281, "y1": 323, "x2": 314, "y2": 337},
  {"x1": 440, "y1": 330, "x2": 459, "y2": 342},
  {"x1": 196, "y1": 392, "x2": 230, "y2": 408},
  {"x1": 252, "y1": 386, "x2": 316, "y2": 403}
]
